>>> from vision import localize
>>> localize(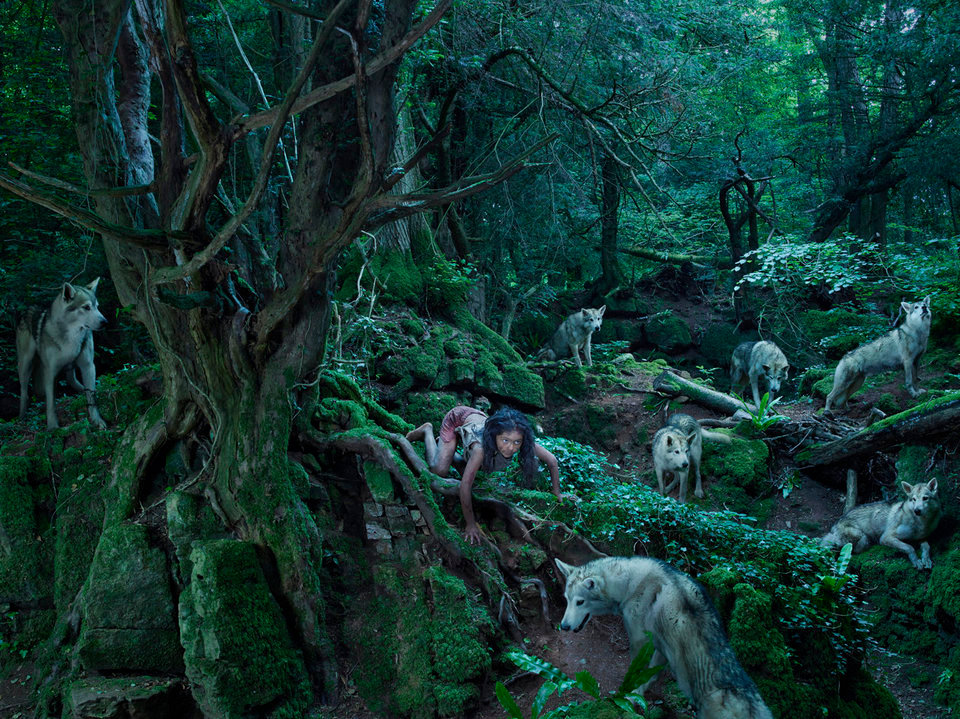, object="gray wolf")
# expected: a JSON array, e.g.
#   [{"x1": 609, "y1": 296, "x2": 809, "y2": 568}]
[
  {"x1": 556, "y1": 556, "x2": 772, "y2": 719},
  {"x1": 825, "y1": 296, "x2": 931, "y2": 411},
  {"x1": 821, "y1": 478, "x2": 941, "y2": 569},
  {"x1": 537, "y1": 305, "x2": 606, "y2": 368},
  {"x1": 17, "y1": 279, "x2": 108, "y2": 430},
  {"x1": 652, "y1": 413, "x2": 731, "y2": 503},
  {"x1": 730, "y1": 340, "x2": 789, "y2": 408}
]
